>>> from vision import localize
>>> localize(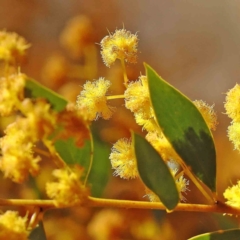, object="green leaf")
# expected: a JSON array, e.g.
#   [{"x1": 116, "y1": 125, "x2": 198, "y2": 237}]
[
  {"x1": 54, "y1": 130, "x2": 111, "y2": 197},
  {"x1": 88, "y1": 130, "x2": 111, "y2": 197},
  {"x1": 188, "y1": 228, "x2": 240, "y2": 240},
  {"x1": 54, "y1": 138, "x2": 91, "y2": 166},
  {"x1": 29, "y1": 221, "x2": 47, "y2": 240},
  {"x1": 133, "y1": 132, "x2": 179, "y2": 210},
  {"x1": 25, "y1": 78, "x2": 68, "y2": 112},
  {"x1": 145, "y1": 64, "x2": 216, "y2": 192}
]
